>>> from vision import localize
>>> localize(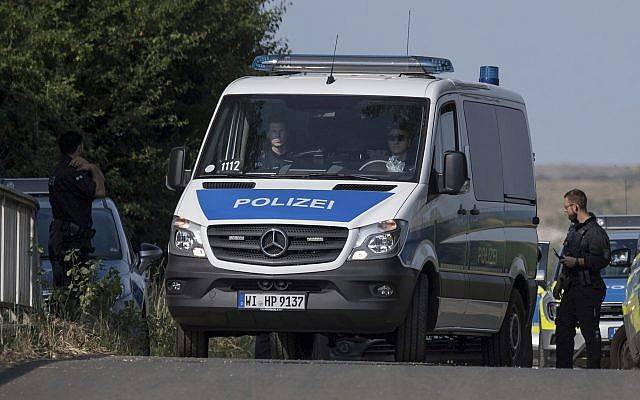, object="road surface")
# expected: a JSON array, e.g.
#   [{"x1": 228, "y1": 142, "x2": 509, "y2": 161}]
[{"x1": 1, "y1": 356, "x2": 638, "y2": 400}]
